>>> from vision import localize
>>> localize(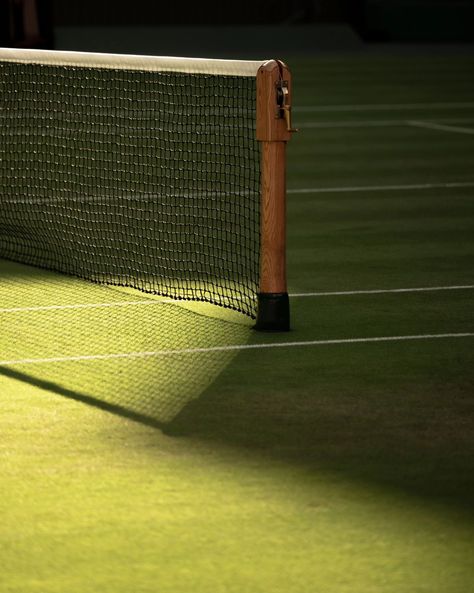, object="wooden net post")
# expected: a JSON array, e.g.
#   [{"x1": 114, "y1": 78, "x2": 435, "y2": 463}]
[{"x1": 255, "y1": 60, "x2": 296, "y2": 331}]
